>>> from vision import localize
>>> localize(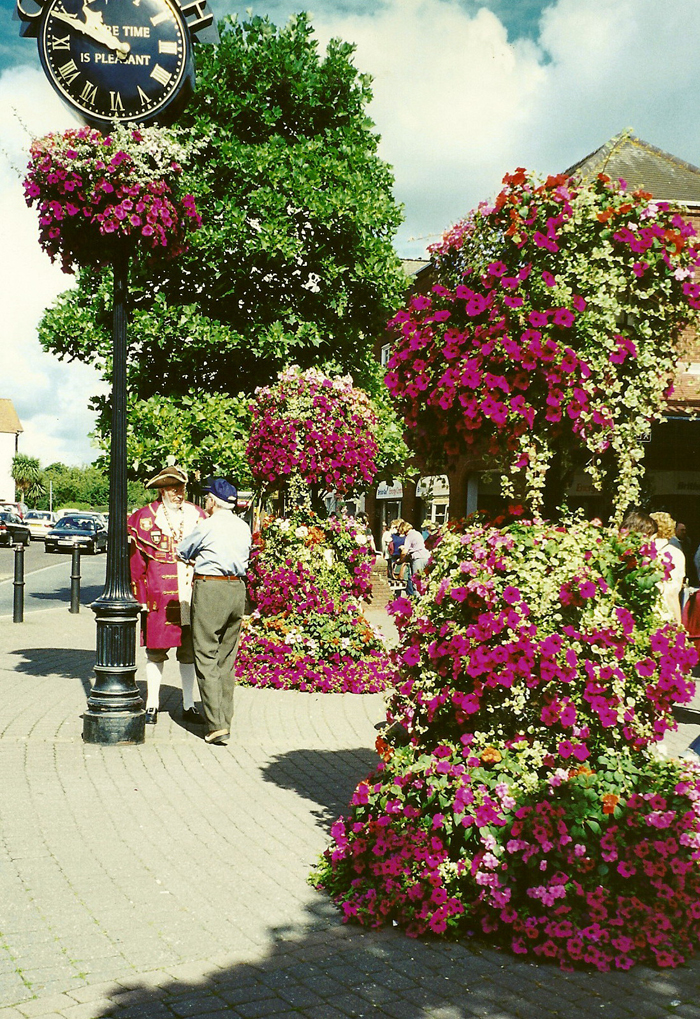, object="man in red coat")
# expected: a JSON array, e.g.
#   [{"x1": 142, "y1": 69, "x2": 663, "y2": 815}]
[{"x1": 128, "y1": 465, "x2": 206, "y2": 725}]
